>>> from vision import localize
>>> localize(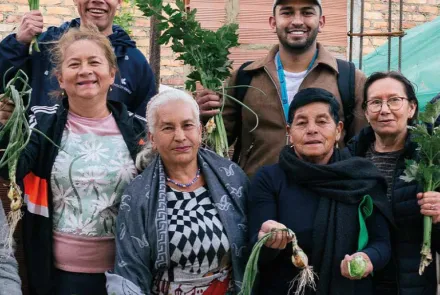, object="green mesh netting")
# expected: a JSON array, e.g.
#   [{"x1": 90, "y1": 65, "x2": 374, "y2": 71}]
[{"x1": 355, "y1": 16, "x2": 440, "y2": 110}]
